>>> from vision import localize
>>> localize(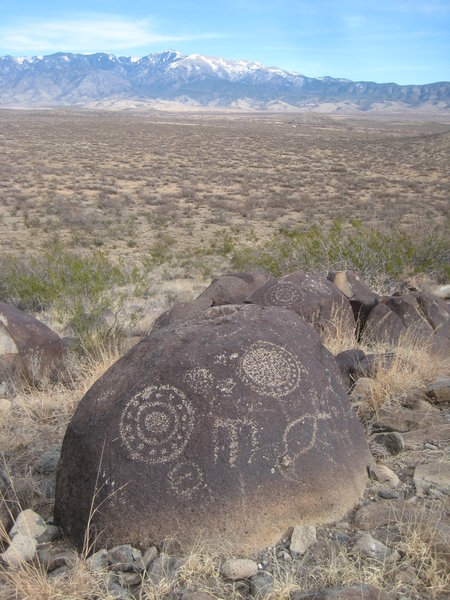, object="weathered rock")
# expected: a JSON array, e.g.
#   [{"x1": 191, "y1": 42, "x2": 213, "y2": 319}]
[
  {"x1": 250, "y1": 572, "x2": 274, "y2": 598},
  {"x1": 349, "y1": 353, "x2": 395, "y2": 380},
  {"x1": 413, "y1": 462, "x2": 450, "y2": 497},
  {"x1": 0, "y1": 533, "x2": 37, "y2": 568},
  {"x1": 349, "y1": 378, "x2": 373, "y2": 403},
  {"x1": 368, "y1": 465, "x2": 400, "y2": 489},
  {"x1": 432, "y1": 284, "x2": 450, "y2": 300},
  {"x1": 107, "y1": 581, "x2": 134, "y2": 600},
  {"x1": 55, "y1": 304, "x2": 370, "y2": 553},
  {"x1": 246, "y1": 270, "x2": 355, "y2": 333},
  {"x1": 36, "y1": 542, "x2": 77, "y2": 573},
  {"x1": 152, "y1": 296, "x2": 213, "y2": 331},
  {"x1": 221, "y1": 558, "x2": 258, "y2": 580},
  {"x1": 0, "y1": 398, "x2": 11, "y2": 415},
  {"x1": 334, "y1": 349, "x2": 366, "y2": 391},
  {"x1": 290, "y1": 524, "x2": 317, "y2": 554},
  {"x1": 34, "y1": 446, "x2": 61, "y2": 475},
  {"x1": 291, "y1": 585, "x2": 392, "y2": 600},
  {"x1": 147, "y1": 553, "x2": 185, "y2": 585},
  {"x1": 0, "y1": 301, "x2": 65, "y2": 383},
  {"x1": 362, "y1": 291, "x2": 449, "y2": 351},
  {"x1": 9, "y1": 509, "x2": 47, "y2": 542},
  {"x1": 108, "y1": 544, "x2": 143, "y2": 572},
  {"x1": 373, "y1": 404, "x2": 440, "y2": 433},
  {"x1": 425, "y1": 378, "x2": 450, "y2": 405},
  {"x1": 117, "y1": 571, "x2": 142, "y2": 586},
  {"x1": 372, "y1": 432, "x2": 404, "y2": 455},
  {"x1": 352, "y1": 533, "x2": 391, "y2": 560},
  {"x1": 1, "y1": 509, "x2": 52, "y2": 566},
  {"x1": 402, "y1": 423, "x2": 450, "y2": 450},
  {"x1": 198, "y1": 272, "x2": 274, "y2": 306},
  {"x1": 86, "y1": 548, "x2": 108, "y2": 571},
  {"x1": 327, "y1": 271, "x2": 379, "y2": 326},
  {"x1": 142, "y1": 546, "x2": 158, "y2": 570}
]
